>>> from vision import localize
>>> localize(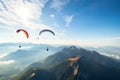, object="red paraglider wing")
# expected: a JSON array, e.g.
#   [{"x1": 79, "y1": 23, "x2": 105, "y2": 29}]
[{"x1": 16, "y1": 29, "x2": 29, "y2": 39}]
